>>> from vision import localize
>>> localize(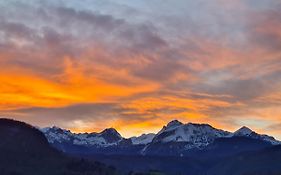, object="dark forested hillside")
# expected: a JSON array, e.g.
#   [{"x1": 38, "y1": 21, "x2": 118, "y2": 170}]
[
  {"x1": 208, "y1": 145, "x2": 281, "y2": 175},
  {"x1": 0, "y1": 118, "x2": 119, "y2": 175}
]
